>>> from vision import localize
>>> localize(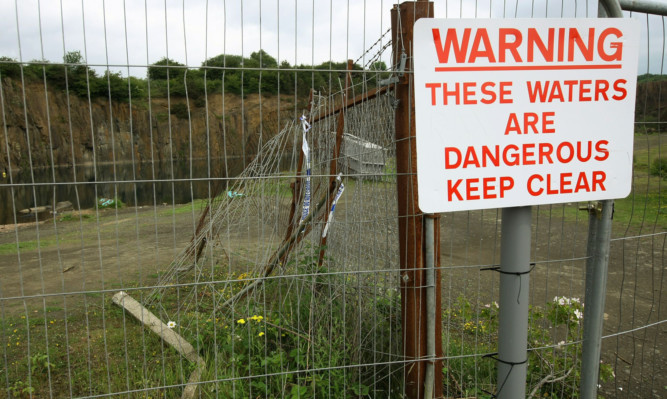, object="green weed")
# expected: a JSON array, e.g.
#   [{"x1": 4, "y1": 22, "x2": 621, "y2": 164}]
[{"x1": 442, "y1": 296, "x2": 613, "y2": 398}]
